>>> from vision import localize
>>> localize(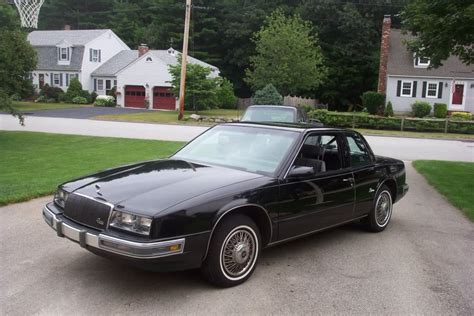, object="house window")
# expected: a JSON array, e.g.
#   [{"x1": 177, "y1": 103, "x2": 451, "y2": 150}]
[
  {"x1": 91, "y1": 49, "x2": 101, "y2": 62},
  {"x1": 106, "y1": 80, "x2": 111, "y2": 90},
  {"x1": 58, "y1": 47, "x2": 70, "y2": 61},
  {"x1": 54, "y1": 73, "x2": 61, "y2": 86},
  {"x1": 426, "y1": 82, "x2": 438, "y2": 98},
  {"x1": 113, "y1": 80, "x2": 117, "y2": 87},
  {"x1": 401, "y1": 81, "x2": 413, "y2": 97},
  {"x1": 414, "y1": 55, "x2": 430, "y2": 68},
  {"x1": 97, "y1": 79, "x2": 104, "y2": 91}
]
